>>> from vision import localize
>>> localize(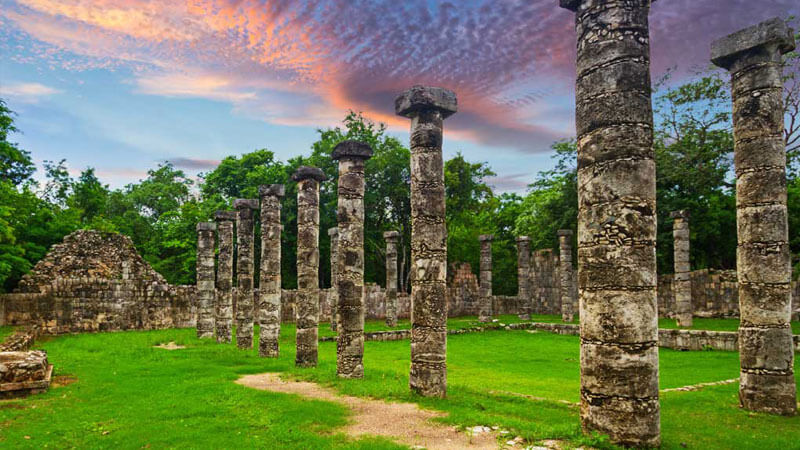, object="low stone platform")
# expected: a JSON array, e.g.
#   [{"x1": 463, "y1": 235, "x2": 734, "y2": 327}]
[{"x1": 0, "y1": 350, "x2": 52, "y2": 399}]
